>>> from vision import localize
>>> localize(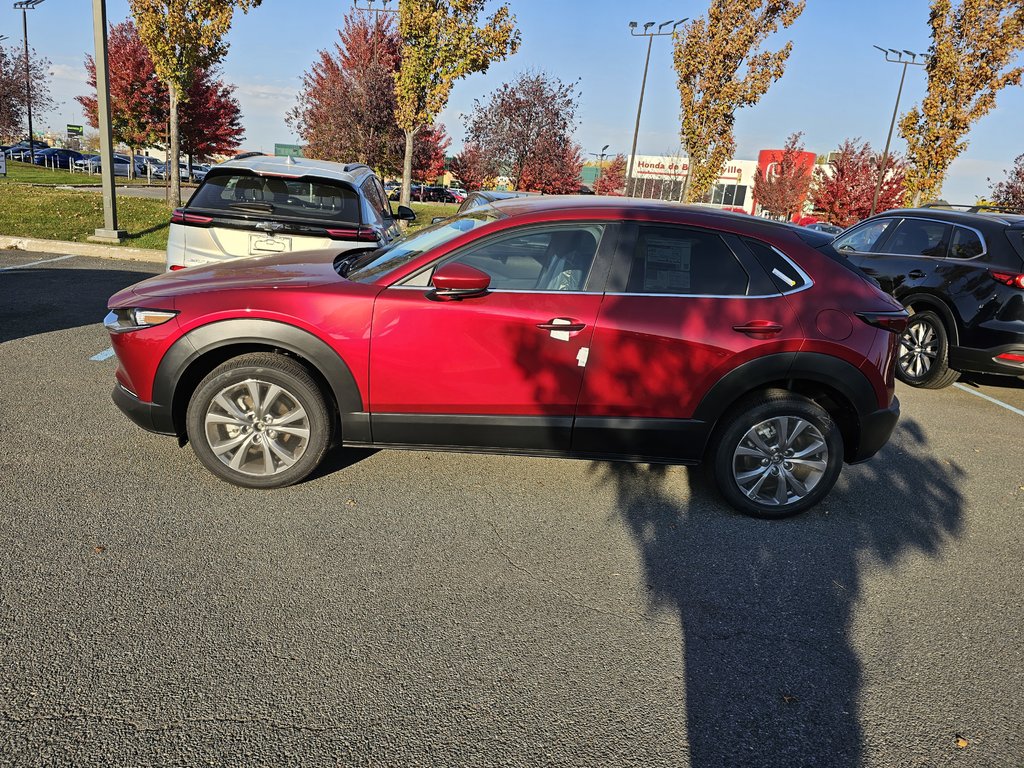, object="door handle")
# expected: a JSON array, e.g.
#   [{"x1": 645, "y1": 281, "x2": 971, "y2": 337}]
[
  {"x1": 733, "y1": 320, "x2": 783, "y2": 337},
  {"x1": 908, "y1": 269, "x2": 925, "y2": 279},
  {"x1": 536, "y1": 321, "x2": 586, "y2": 332}
]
